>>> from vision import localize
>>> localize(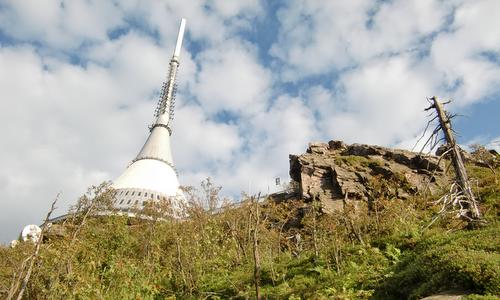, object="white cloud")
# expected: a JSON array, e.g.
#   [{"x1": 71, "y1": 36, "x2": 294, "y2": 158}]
[
  {"x1": 250, "y1": 95, "x2": 318, "y2": 151},
  {"x1": 0, "y1": 0, "x2": 264, "y2": 52},
  {"x1": 216, "y1": 94, "x2": 318, "y2": 195},
  {"x1": 270, "y1": 0, "x2": 368, "y2": 78},
  {"x1": 270, "y1": 0, "x2": 452, "y2": 80},
  {"x1": 211, "y1": 0, "x2": 262, "y2": 18},
  {"x1": 332, "y1": 55, "x2": 434, "y2": 144},
  {"x1": 366, "y1": 0, "x2": 449, "y2": 54},
  {"x1": 302, "y1": 54, "x2": 436, "y2": 146},
  {"x1": 271, "y1": 0, "x2": 500, "y2": 146},
  {"x1": 115, "y1": 0, "x2": 263, "y2": 46},
  {"x1": 430, "y1": 0, "x2": 500, "y2": 105},
  {"x1": 0, "y1": 0, "x2": 123, "y2": 49},
  {"x1": 172, "y1": 104, "x2": 241, "y2": 170},
  {"x1": 193, "y1": 39, "x2": 272, "y2": 115}
]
